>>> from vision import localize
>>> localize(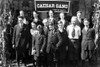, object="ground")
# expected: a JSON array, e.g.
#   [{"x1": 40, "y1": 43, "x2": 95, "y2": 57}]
[
  {"x1": 0, "y1": 54, "x2": 100, "y2": 67},
  {"x1": 0, "y1": 59, "x2": 100, "y2": 67}
]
